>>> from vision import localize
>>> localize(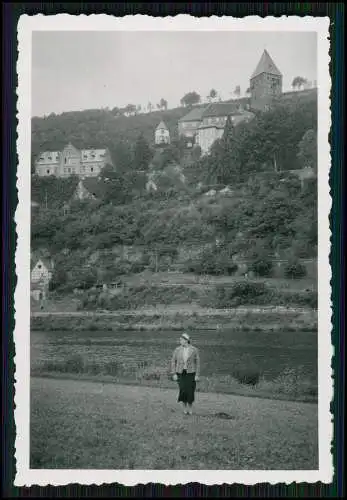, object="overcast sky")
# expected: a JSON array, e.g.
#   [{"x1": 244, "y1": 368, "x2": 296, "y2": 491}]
[{"x1": 32, "y1": 30, "x2": 317, "y2": 117}]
